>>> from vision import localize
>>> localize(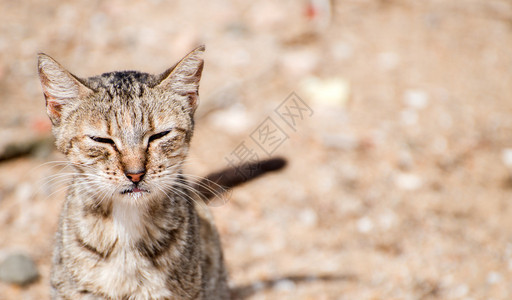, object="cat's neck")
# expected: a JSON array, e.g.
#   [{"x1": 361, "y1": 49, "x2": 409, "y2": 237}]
[
  {"x1": 68, "y1": 178, "x2": 193, "y2": 248},
  {"x1": 111, "y1": 200, "x2": 147, "y2": 243}
]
